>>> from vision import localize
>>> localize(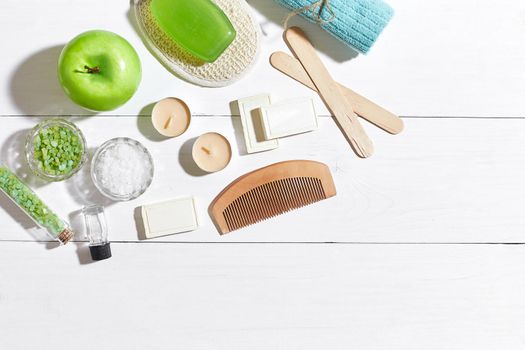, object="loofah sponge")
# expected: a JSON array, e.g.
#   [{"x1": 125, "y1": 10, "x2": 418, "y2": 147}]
[{"x1": 275, "y1": 0, "x2": 394, "y2": 54}]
